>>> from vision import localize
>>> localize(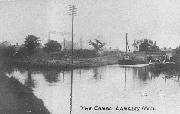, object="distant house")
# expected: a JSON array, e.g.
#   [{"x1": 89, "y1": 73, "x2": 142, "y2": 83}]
[
  {"x1": 133, "y1": 39, "x2": 164, "y2": 62},
  {"x1": 134, "y1": 39, "x2": 160, "y2": 52},
  {"x1": 61, "y1": 40, "x2": 81, "y2": 50}
]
